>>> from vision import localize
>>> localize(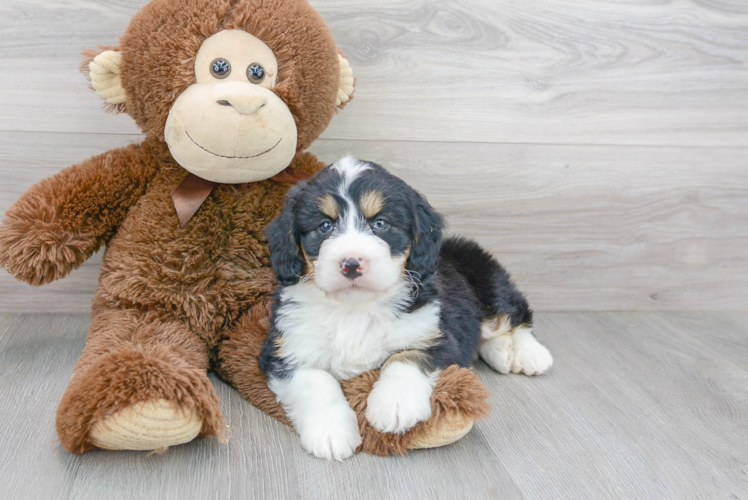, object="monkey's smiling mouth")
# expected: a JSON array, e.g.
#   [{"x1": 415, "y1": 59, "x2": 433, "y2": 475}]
[{"x1": 186, "y1": 131, "x2": 282, "y2": 159}]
